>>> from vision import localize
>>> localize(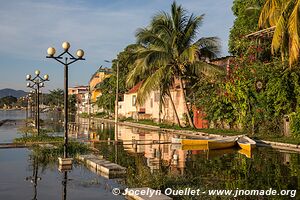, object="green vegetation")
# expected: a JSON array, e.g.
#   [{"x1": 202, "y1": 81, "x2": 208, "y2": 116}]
[
  {"x1": 229, "y1": 0, "x2": 268, "y2": 57},
  {"x1": 14, "y1": 134, "x2": 63, "y2": 143},
  {"x1": 259, "y1": 0, "x2": 300, "y2": 66},
  {"x1": 96, "y1": 45, "x2": 134, "y2": 114},
  {"x1": 79, "y1": 112, "x2": 89, "y2": 118},
  {"x1": 93, "y1": 140, "x2": 300, "y2": 200},
  {"x1": 17, "y1": 126, "x2": 54, "y2": 135},
  {"x1": 0, "y1": 96, "x2": 17, "y2": 108},
  {"x1": 31, "y1": 141, "x2": 90, "y2": 163},
  {"x1": 126, "y1": 2, "x2": 221, "y2": 128},
  {"x1": 87, "y1": 1, "x2": 300, "y2": 143}
]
